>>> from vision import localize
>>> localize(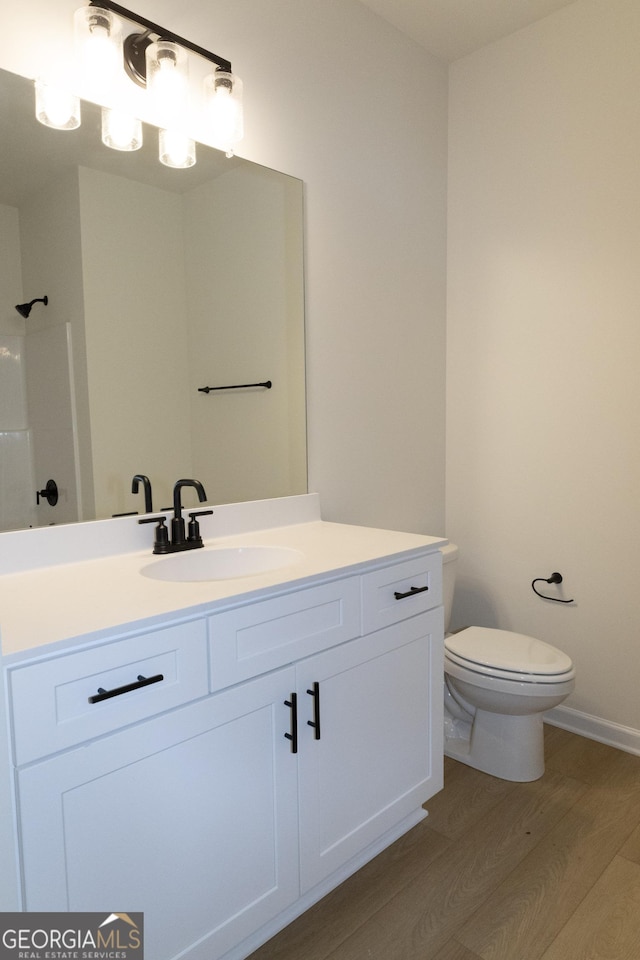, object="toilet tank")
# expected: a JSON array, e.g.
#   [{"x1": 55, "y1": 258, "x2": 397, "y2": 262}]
[{"x1": 440, "y1": 542, "x2": 459, "y2": 633}]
